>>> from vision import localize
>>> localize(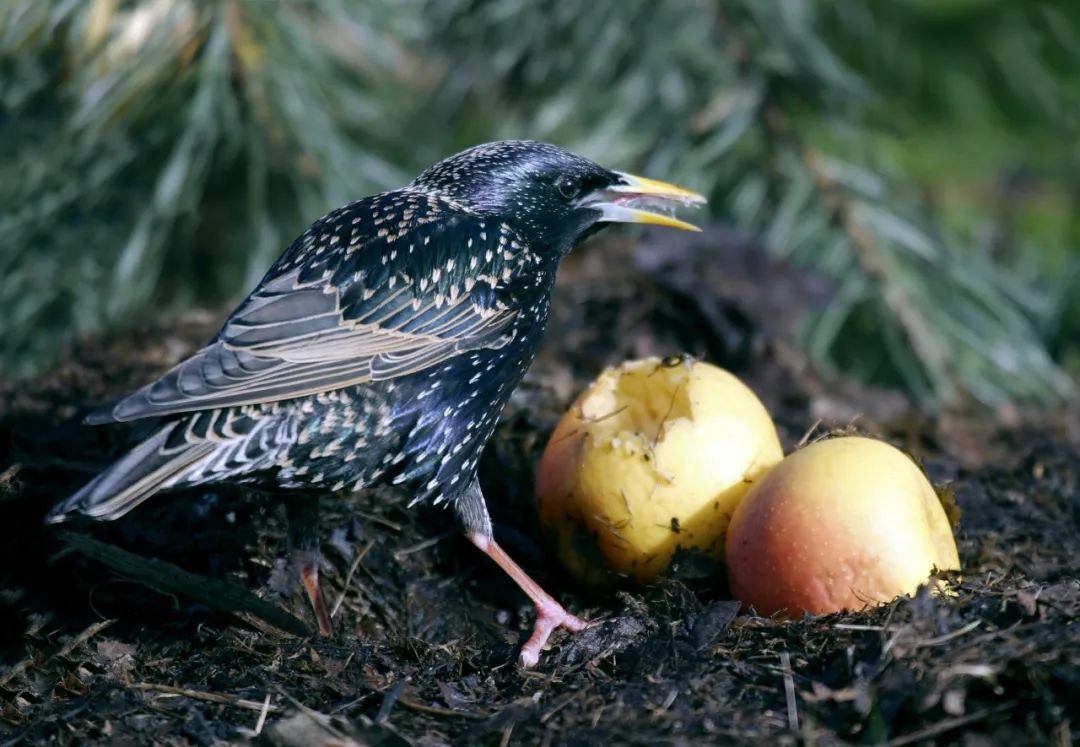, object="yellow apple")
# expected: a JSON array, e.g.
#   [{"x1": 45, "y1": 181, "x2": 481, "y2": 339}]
[
  {"x1": 536, "y1": 356, "x2": 783, "y2": 585},
  {"x1": 725, "y1": 436, "x2": 961, "y2": 616}
]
